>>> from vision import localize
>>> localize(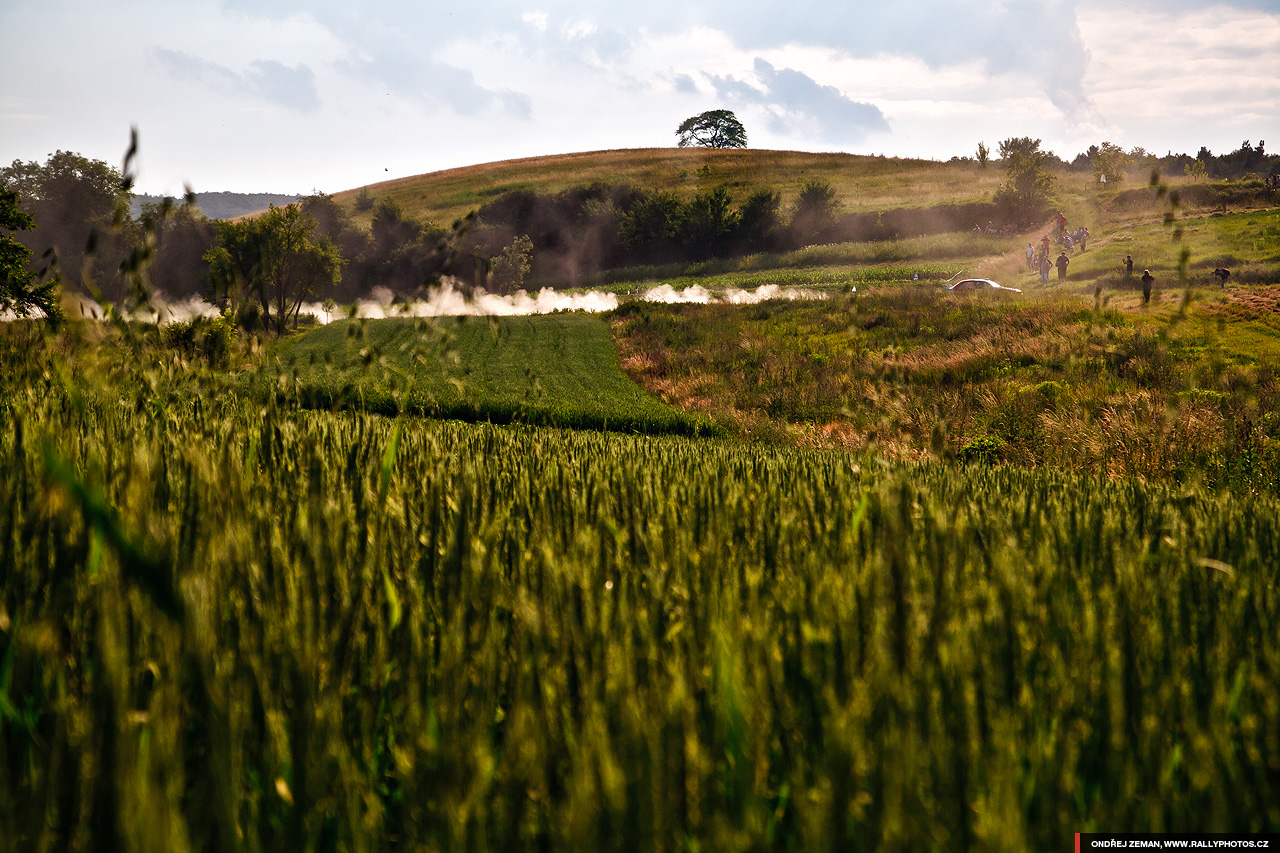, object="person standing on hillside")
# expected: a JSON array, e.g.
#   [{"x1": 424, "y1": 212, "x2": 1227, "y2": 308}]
[
  {"x1": 1123, "y1": 255, "x2": 1134, "y2": 278},
  {"x1": 1141, "y1": 269, "x2": 1154, "y2": 304},
  {"x1": 1055, "y1": 251, "x2": 1070, "y2": 281},
  {"x1": 1079, "y1": 227, "x2": 1089, "y2": 251},
  {"x1": 1039, "y1": 254, "x2": 1053, "y2": 284},
  {"x1": 1026, "y1": 242, "x2": 1035, "y2": 271}
]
